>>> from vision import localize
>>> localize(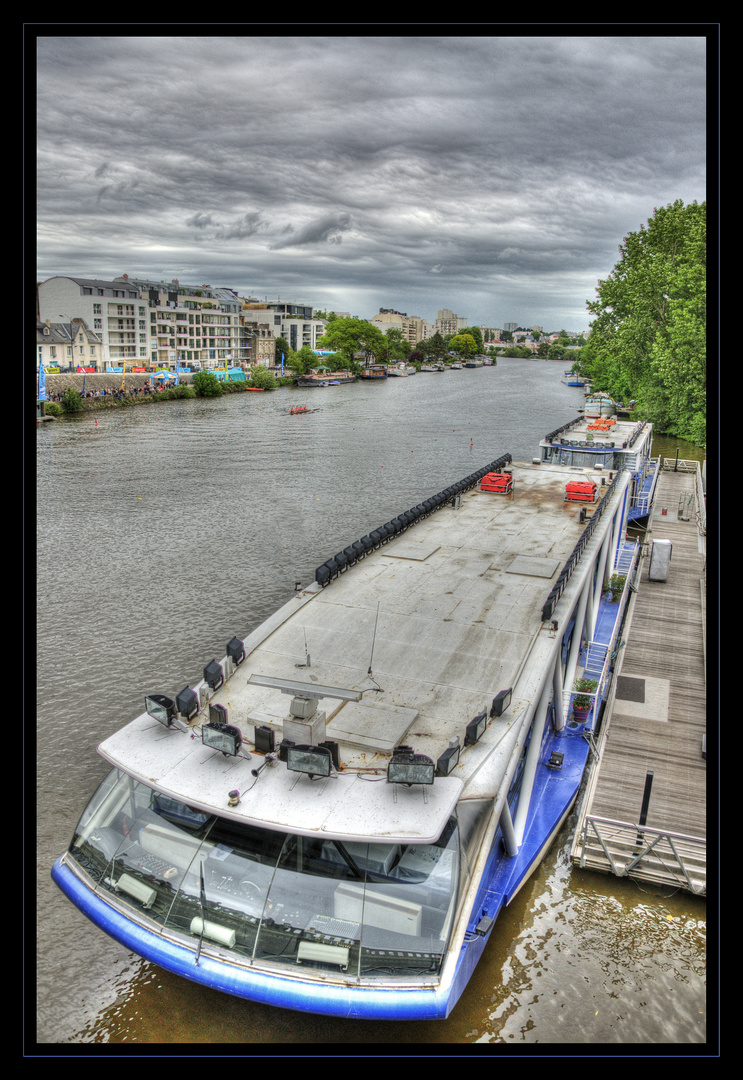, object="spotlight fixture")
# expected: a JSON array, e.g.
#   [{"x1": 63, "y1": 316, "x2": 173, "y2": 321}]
[
  {"x1": 254, "y1": 725, "x2": 276, "y2": 755},
  {"x1": 203, "y1": 660, "x2": 224, "y2": 690},
  {"x1": 209, "y1": 703, "x2": 228, "y2": 725},
  {"x1": 387, "y1": 747, "x2": 435, "y2": 786},
  {"x1": 286, "y1": 744, "x2": 332, "y2": 779},
  {"x1": 226, "y1": 637, "x2": 245, "y2": 665},
  {"x1": 464, "y1": 711, "x2": 488, "y2": 746},
  {"x1": 144, "y1": 694, "x2": 177, "y2": 728},
  {"x1": 176, "y1": 686, "x2": 199, "y2": 721},
  {"x1": 436, "y1": 744, "x2": 460, "y2": 777},
  {"x1": 490, "y1": 688, "x2": 512, "y2": 717},
  {"x1": 201, "y1": 722, "x2": 242, "y2": 756}
]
